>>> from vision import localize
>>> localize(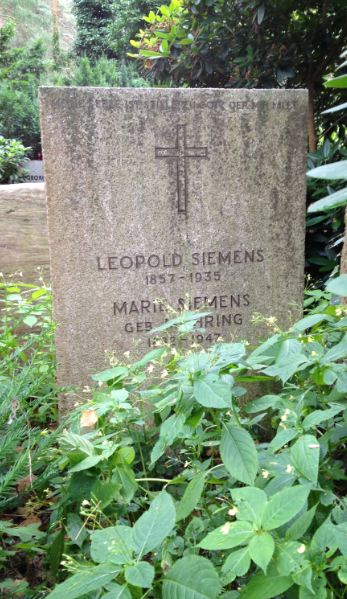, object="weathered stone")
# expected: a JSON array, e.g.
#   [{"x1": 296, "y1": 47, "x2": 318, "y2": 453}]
[
  {"x1": 0, "y1": 182, "x2": 49, "y2": 281},
  {"x1": 40, "y1": 87, "x2": 307, "y2": 407}
]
